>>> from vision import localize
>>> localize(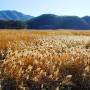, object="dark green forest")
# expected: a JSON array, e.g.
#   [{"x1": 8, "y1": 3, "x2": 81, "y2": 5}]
[{"x1": 0, "y1": 14, "x2": 90, "y2": 30}]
